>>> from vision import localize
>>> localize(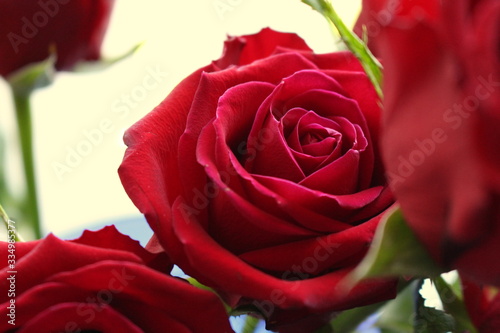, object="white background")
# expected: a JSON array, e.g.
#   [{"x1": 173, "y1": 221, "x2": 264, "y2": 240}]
[{"x1": 0, "y1": 0, "x2": 361, "y2": 240}]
